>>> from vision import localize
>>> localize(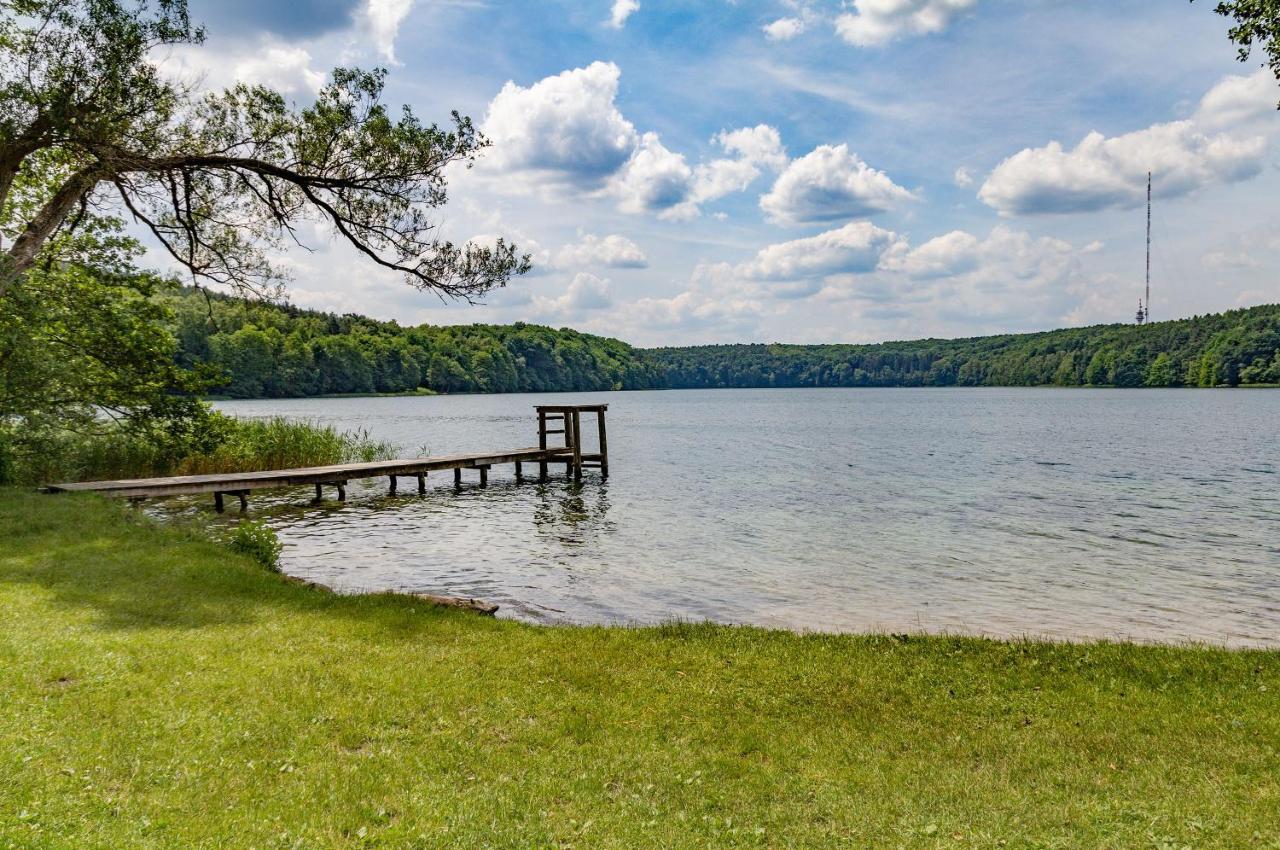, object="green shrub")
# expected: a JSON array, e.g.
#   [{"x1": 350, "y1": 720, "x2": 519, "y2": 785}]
[{"x1": 229, "y1": 520, "x2": 284, "y2": 572}]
